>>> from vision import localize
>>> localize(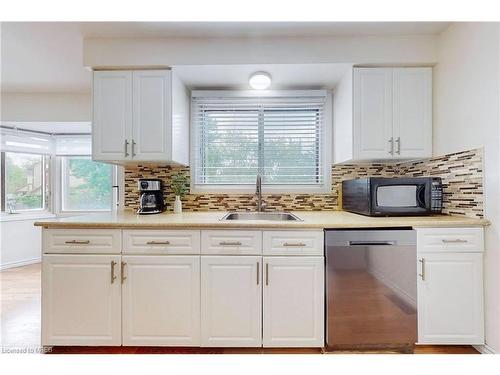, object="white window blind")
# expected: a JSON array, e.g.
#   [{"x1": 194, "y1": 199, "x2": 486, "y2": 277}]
[
  {"x1": 0, "y1": 128, "x2": 53, "y2": 154},
  {"x1": 192, "y1": 91, "x2": 329, "y2": 190},
  {"x1": 54, "y1": 135, "x2": 92, "y2": 156}
]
